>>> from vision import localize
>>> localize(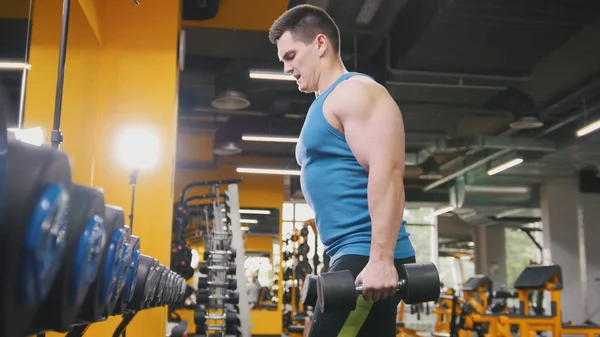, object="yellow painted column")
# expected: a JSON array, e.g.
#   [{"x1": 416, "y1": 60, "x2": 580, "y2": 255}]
[
  {"x1": 83, "y1": 0, "x2": 181, "y2": 335},
  {"x1": 24, "y1": 0, "x2": 181, "y2": 336}
]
